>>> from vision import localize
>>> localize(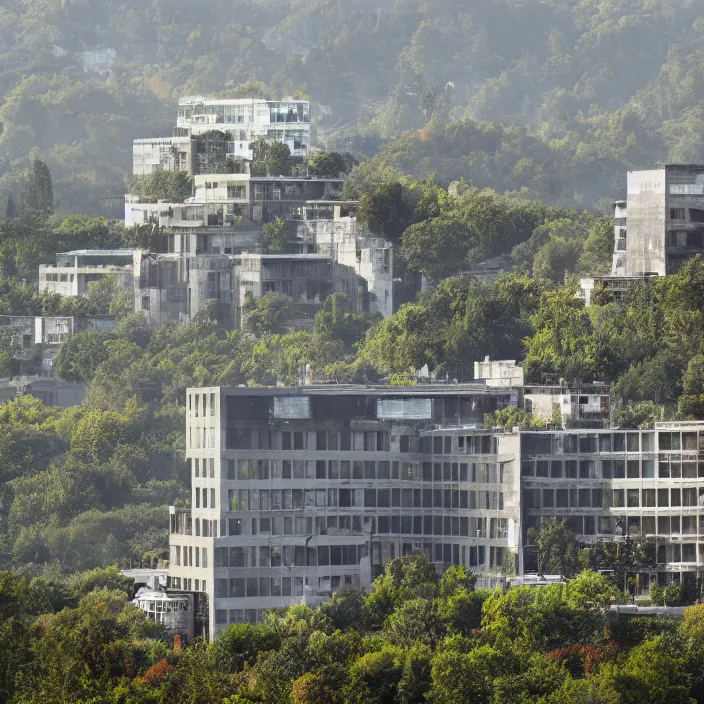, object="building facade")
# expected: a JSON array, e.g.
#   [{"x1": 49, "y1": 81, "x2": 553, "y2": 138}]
[
  {"x1": 168, "y1": 385, "x2": 518, "y2": 637},
  {"x1": 168, "y1": 387, "x2": 704, "y2": 640},
  {"x1": 175, "y1": 97, "x2": 311, "y2": 159},
  {"x1": 520, "y1": 423, "x2": 704, "y2": 595},
  {"x1": 625, "y1": 165, "x2": 704, "y2": 276},
  {"x1": 39, "y1": 250, "x2": 134, "y2": 297},
  {"x1": 580, "y1": 166, "x2": 704, "y2": 306},
  {"x1": 234, "y1": 254, "x2": 366, "y2": 330},
  {"x1": 296, "y1": 202, "x2": 393, "y2": 319}
]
